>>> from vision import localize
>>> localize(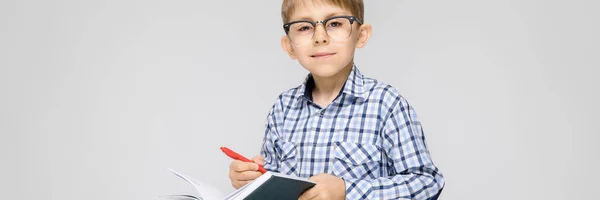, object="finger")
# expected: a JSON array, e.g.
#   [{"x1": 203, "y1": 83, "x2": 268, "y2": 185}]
[
  {"x1": 252, "y1": 155, "x2": 265, "y2": 166},
  {"x1": 236, "y1": 171, "x2": 263, "y2": 181},
  {"x1": 229, "y1": 171, "x2": 262, "y2": 181},
  {"x1": 229, "y1": 169, "x2": 262, "y2": 182},
  {"x1": 308, "y1": 173, "x2": 325, "y2": 182},
  {"x1": 230, "y1": 160, "x2": 244, "y2": 172},
  {"x1": 298, "y1": 187, "x2": 319, "y2": 200},
  {"x1": 231, "y1": 160, "x2": 259, "y2": 172}
]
